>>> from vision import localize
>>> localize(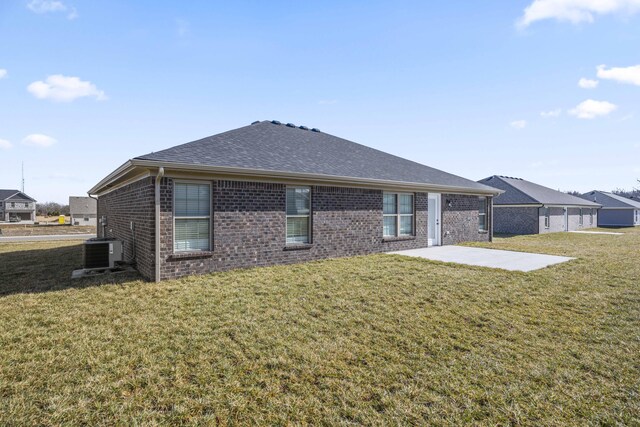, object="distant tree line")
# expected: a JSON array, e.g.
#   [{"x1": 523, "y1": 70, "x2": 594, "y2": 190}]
[{"x1": 36, "y1": 202, "x2": 70, "y2": 217}]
